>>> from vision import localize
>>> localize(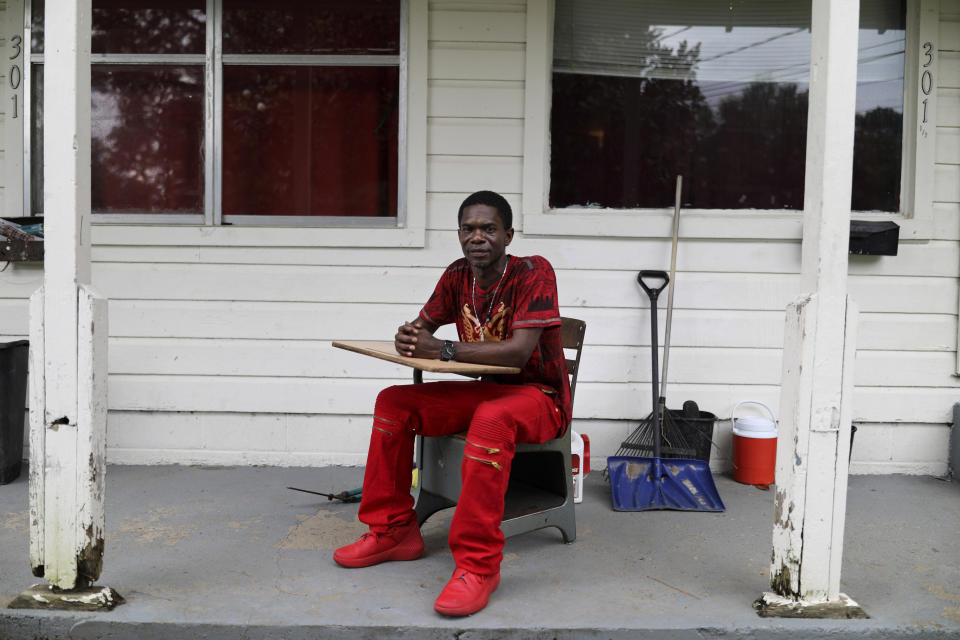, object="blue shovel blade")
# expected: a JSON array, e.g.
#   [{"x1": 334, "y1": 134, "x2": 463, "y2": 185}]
[{"x1": 607, "y1": 455, "x2": 725, "y2": 512}]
